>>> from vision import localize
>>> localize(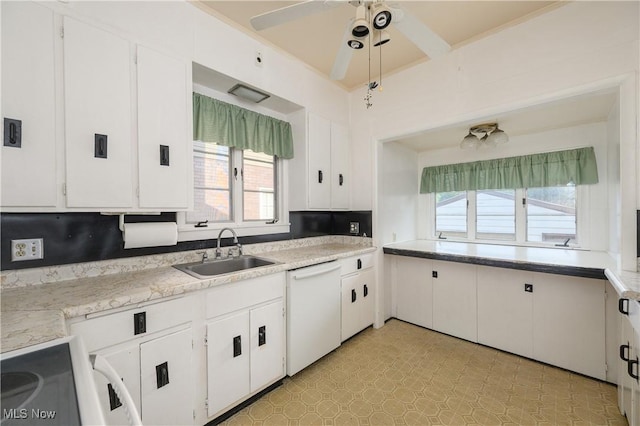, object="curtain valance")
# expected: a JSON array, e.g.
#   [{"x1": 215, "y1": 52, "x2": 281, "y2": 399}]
[
  {"x1": 193, "y1": 92, "x2": 294, "y2": 159},
  {"x1": 420, "y1": 147, "x2": 598, "y2": 194}
]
